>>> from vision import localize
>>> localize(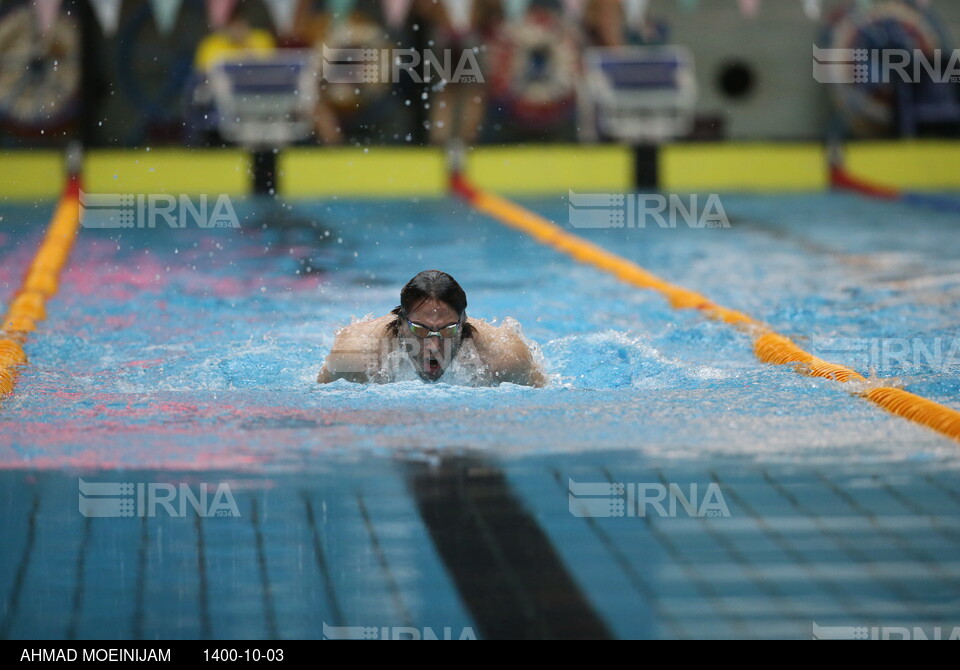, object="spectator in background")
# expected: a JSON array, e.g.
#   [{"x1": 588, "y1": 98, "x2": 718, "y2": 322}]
[
  {"x1": 186, "y1": 4, "x2": 277, "y2": 146},
  {"x1": 413, "y1": 0, "x2": 503, "y2": 146},
  {"x1": 194, "y1": 5, "x2": 276, "y2": 72},
  {"x1": 274, "y1": 0, "x2": 344, "y2": 145},
  {"x1": 583, "y1": 0, "x2": 668, "y2": 47}
]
